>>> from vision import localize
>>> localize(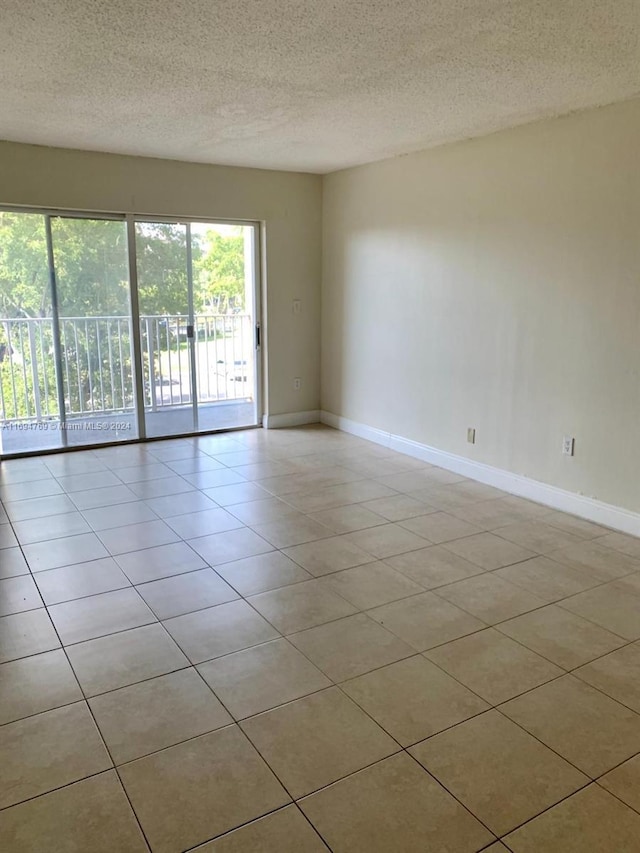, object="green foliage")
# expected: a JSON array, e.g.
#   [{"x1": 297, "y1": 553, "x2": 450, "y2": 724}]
[
  {"x1": 0, "y1": 213, "x2": 248, "y2": 421},
  {"x1": 195, "y1": 229, "x2": 245, "y2": 312},
  {"x1": 0, "y1": 214, "x2": 247, "y2": 320},
  {"x1": 0, "y1": 320, "x2": 58, "y2": 420},
  {"x1": 0, "y1": 213, "x2": 56, "y2": 419},
  {"x1": 0, "y1": 212, "x2": 50, "y2": 317},
  {"x1": 52, "y1": 218, "x2": 130, "y2": 317},
  {"x1": 136, "y1": 222, "x2": 194, "y2": 316}
]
